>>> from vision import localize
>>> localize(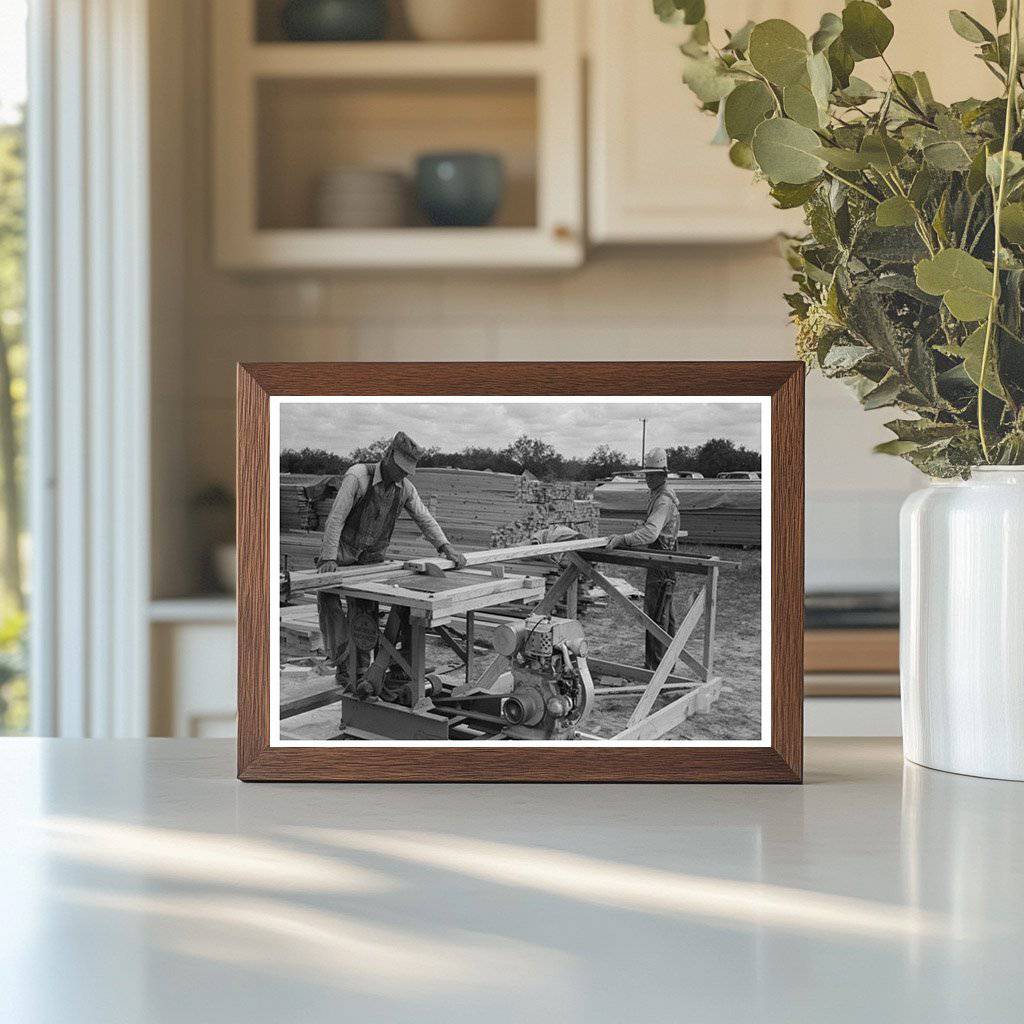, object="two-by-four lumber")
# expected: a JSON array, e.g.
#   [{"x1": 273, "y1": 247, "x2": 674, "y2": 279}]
[
  {"x1": 289, "y1": 560, "x2": 407, "y2": 593},
  {"x1": 612, "y1": 679, "x2": 722, "y2": 741},
  {"x1": 403, "y1": 536, "x2": 607, "y2": 573},
  {"x1": 578, "y1": 549, "x2": 740, "y2": 572},
  {"x1": 624, "y1": 587, "x2": 708, "y2": 728},
  {"x1": 565, "y1": 552, "x2": 709, "y2": 683},
  {"x1": 340, "y1": 574, "x2": 543, "y2": 612}
]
